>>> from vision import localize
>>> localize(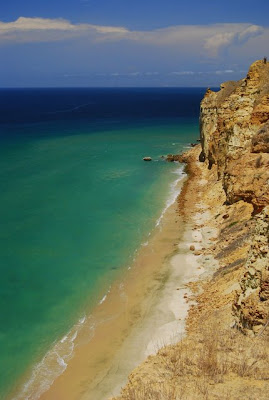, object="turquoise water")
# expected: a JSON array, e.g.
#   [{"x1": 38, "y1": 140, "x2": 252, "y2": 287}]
[{"x1": 0, "y1": 88, "x2": 202, "y2": 399}]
